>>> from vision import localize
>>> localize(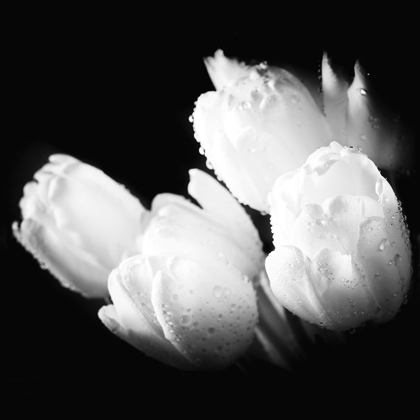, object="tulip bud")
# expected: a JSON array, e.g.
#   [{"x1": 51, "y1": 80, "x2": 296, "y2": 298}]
[
  {"x1": 322, "y1": 54, "x2": 415, "y2": 170},
  {"x1": 13, "y1": 154, "x2": 146, "y2": 298},
  {"x1": 193, "y1": 50, "x2": 332, "y2": 212},
  {"x1": 99, "y1": 169, "x2": 263, "y2": 370},
  {"x1": 265, "y1": 142, "x2": 412, "y2": 331}
]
